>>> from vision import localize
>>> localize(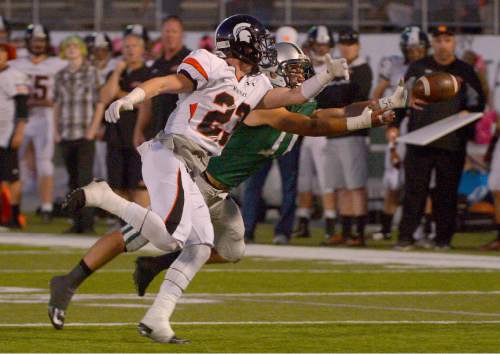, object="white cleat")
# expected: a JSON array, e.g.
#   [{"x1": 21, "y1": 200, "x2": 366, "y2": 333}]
[
  {"x1": 63, "y1": 179, "x2": 116, "y2": 213},
  {"x1": 138, "y1": 320, "x2": 189, "y2": 344}
]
